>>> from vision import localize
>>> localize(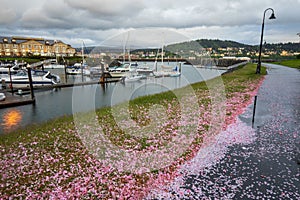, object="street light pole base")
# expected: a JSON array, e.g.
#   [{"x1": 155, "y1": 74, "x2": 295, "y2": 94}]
[{"x1": 256, "y1": 64, "x2": 261, "y2": 74}]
